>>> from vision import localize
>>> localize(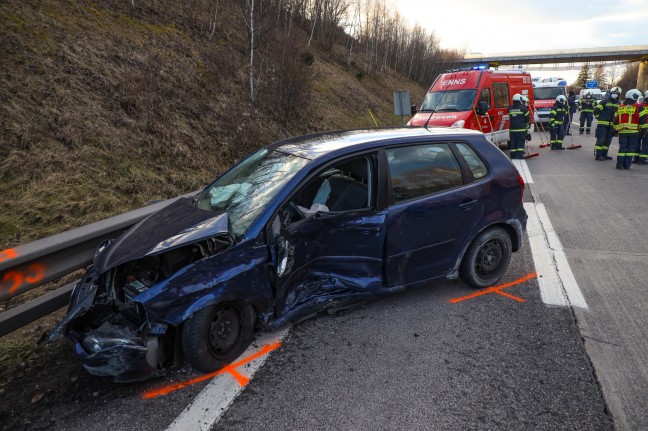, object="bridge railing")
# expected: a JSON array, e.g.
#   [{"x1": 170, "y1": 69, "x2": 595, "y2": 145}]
[{"x1": 0, "y1": 194, "x2": 193, "y2": 337}]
